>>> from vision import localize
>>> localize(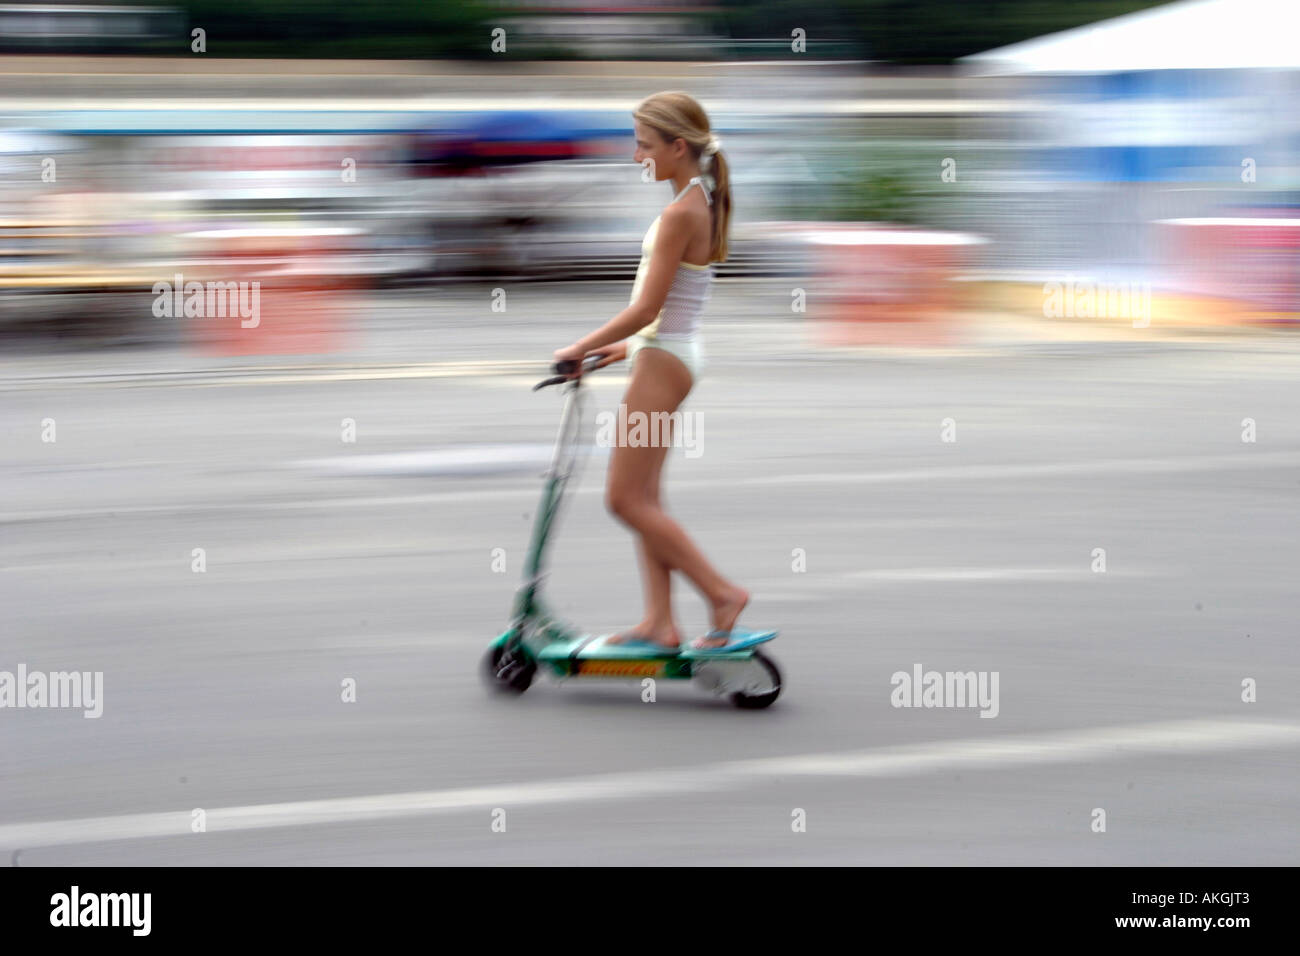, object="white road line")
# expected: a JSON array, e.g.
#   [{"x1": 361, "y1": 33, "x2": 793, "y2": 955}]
[
  {"x1": 728, "y1": 719, "x2": 1300, "y2": 776},
  {"x1": 843, "y1": 567, "x2": 1087, "y2": 582},
  {"x1": 738, "y1": 566, "x2": 1165, "y2": 602},
  {"x1": 298, "y1": 444, "x2": 603, "y2": 477},
  {"x1": 3, "y1": 450, "x2": 1297, "y2": 523},
  {"x1": 0, "y1": 361, "x2": 560, "y2": 391},
  {"x1": 740, "y1": 450, "x2": 1300, "y2": 487},
  {"x1": 0, "y1": 718, "x2": 1296, "y2": 852}
]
